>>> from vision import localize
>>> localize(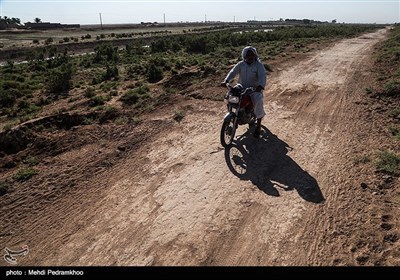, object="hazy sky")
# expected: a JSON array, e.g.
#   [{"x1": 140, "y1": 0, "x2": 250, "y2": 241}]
[{"x1": 1, "y1": 0, "x2": 399, "y2": 25}]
